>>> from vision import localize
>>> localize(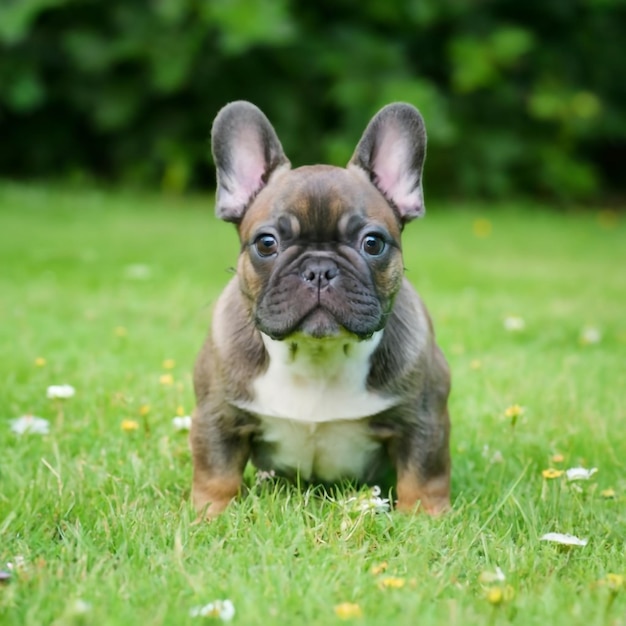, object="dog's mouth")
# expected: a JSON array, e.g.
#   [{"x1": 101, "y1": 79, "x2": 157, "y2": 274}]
[
  {"x1": 297, "y1": 306, "x2": 343, "y2": 339},
  {"x1": 257, "y1": 304, "x2": 377, "y2": 341}
]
